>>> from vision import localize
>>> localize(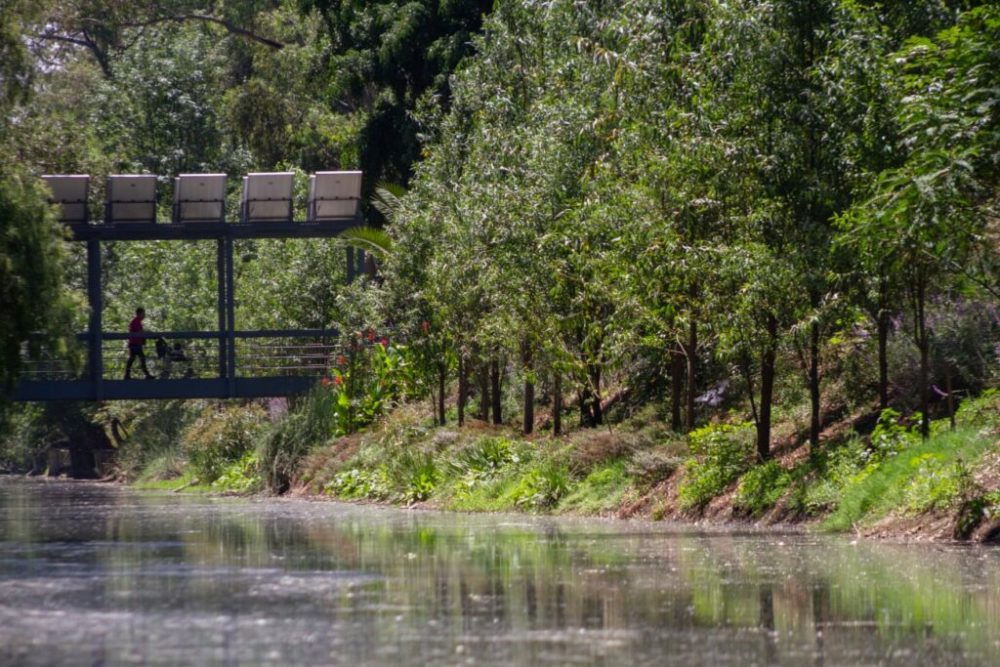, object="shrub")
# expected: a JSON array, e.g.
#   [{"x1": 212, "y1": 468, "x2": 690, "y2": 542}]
[
  {"x1": 326, "y1": 466, "x2": 391, "y2": 500},
  {"x1": 677, "y1": 422, "x2": 755, "y2": 511},
  {"x1": 505, "y1": 462, "x2": 570, "y2": 511},
  {"x1": 390, "y1": 450, "x2": 438, "y2": 504},
  {"x1": 801, "y1": 438, "x2": 869, "y2": 514},
  {"x1": 868, "y1": 408, "x2": 919, "y2": 463},
  {"x1": 955, "y1": 389, "x2": 1000, "y2": 431},
  {"x1": 212, "y1": 451, "x2": 263, "y2": 493},
  {"x1": 182, "y1": 404, "x2": 267, "y2": 483},
  {"x1": 448, "y1": 437, "x2": 525, "y2": 477},
  {"x1": 259, "y1": 386, "x2": 341, "y2": 492},
  {"x1": 627, "y1": 449, "x2": 684, "y2": 488},
  {"x1": 734, "y1": 461, "x2": 794, "y2": 517}
]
